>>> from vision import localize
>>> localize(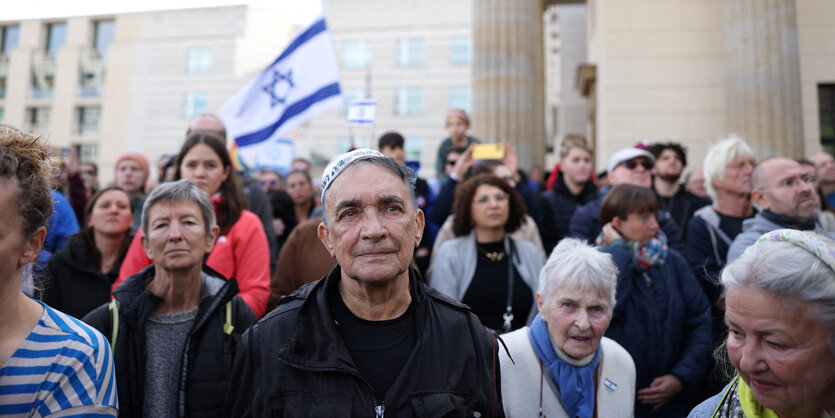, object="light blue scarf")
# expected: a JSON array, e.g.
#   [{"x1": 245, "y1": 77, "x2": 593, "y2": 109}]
[{"x1": 529, "y1": 313, "x2": 601, "y2": 418}]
